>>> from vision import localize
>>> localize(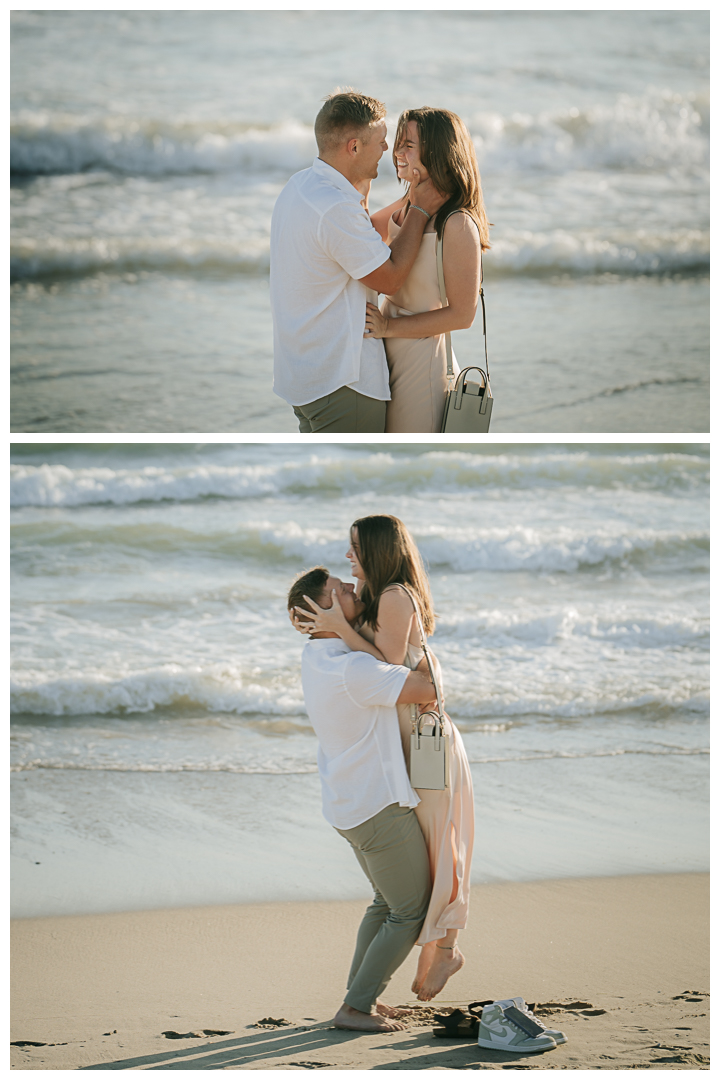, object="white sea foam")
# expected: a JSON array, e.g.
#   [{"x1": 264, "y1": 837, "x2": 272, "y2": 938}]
[
  {"x1": 11, "y1": 90, "x2": 708, "y2": 178},
  {"x1": 10, "y1": 652, "x2": 708, "y2": 720},
  {"x1": 9, "y1": 451, "x2": 709, "y2": 507},
  {"x1": 10, "y1": 229, "x2": 709, "y2": 280},
  {"x1": 10, "y1": 114, "x2": 318, "y2": 177},
  {"x1": 10, "y1": 514, "x2": 709, "y2": 573},
  {"x1": 9, "y1": 744, "x2": 708, "y2": 774},
  {"x1": 470, "y1": 89, "x2": 708, "y2": 173},
  {"x1": 435, "y1": 608, "x2": 708, "y2": 650},
  {"x1": 10, "y1": 235, "x2": 271, "y2": 280},
  {"x1": 10, "y1": 665, "x2": 306, "y2": 718},
  {"x1": 489, "y1": 228, "x2": 708, "y2": 275}
]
